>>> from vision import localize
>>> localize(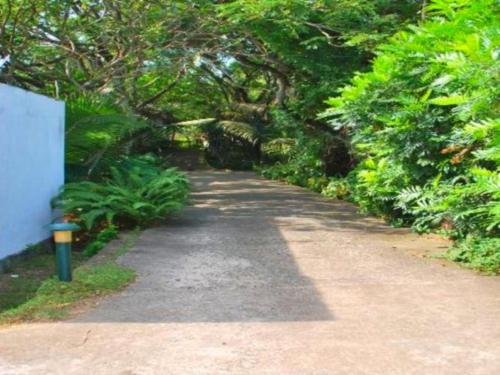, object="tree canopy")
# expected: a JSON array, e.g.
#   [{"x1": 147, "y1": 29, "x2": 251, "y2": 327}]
[{"x1": 0, "y1": 0, "x2": 420, "y2": 123}]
